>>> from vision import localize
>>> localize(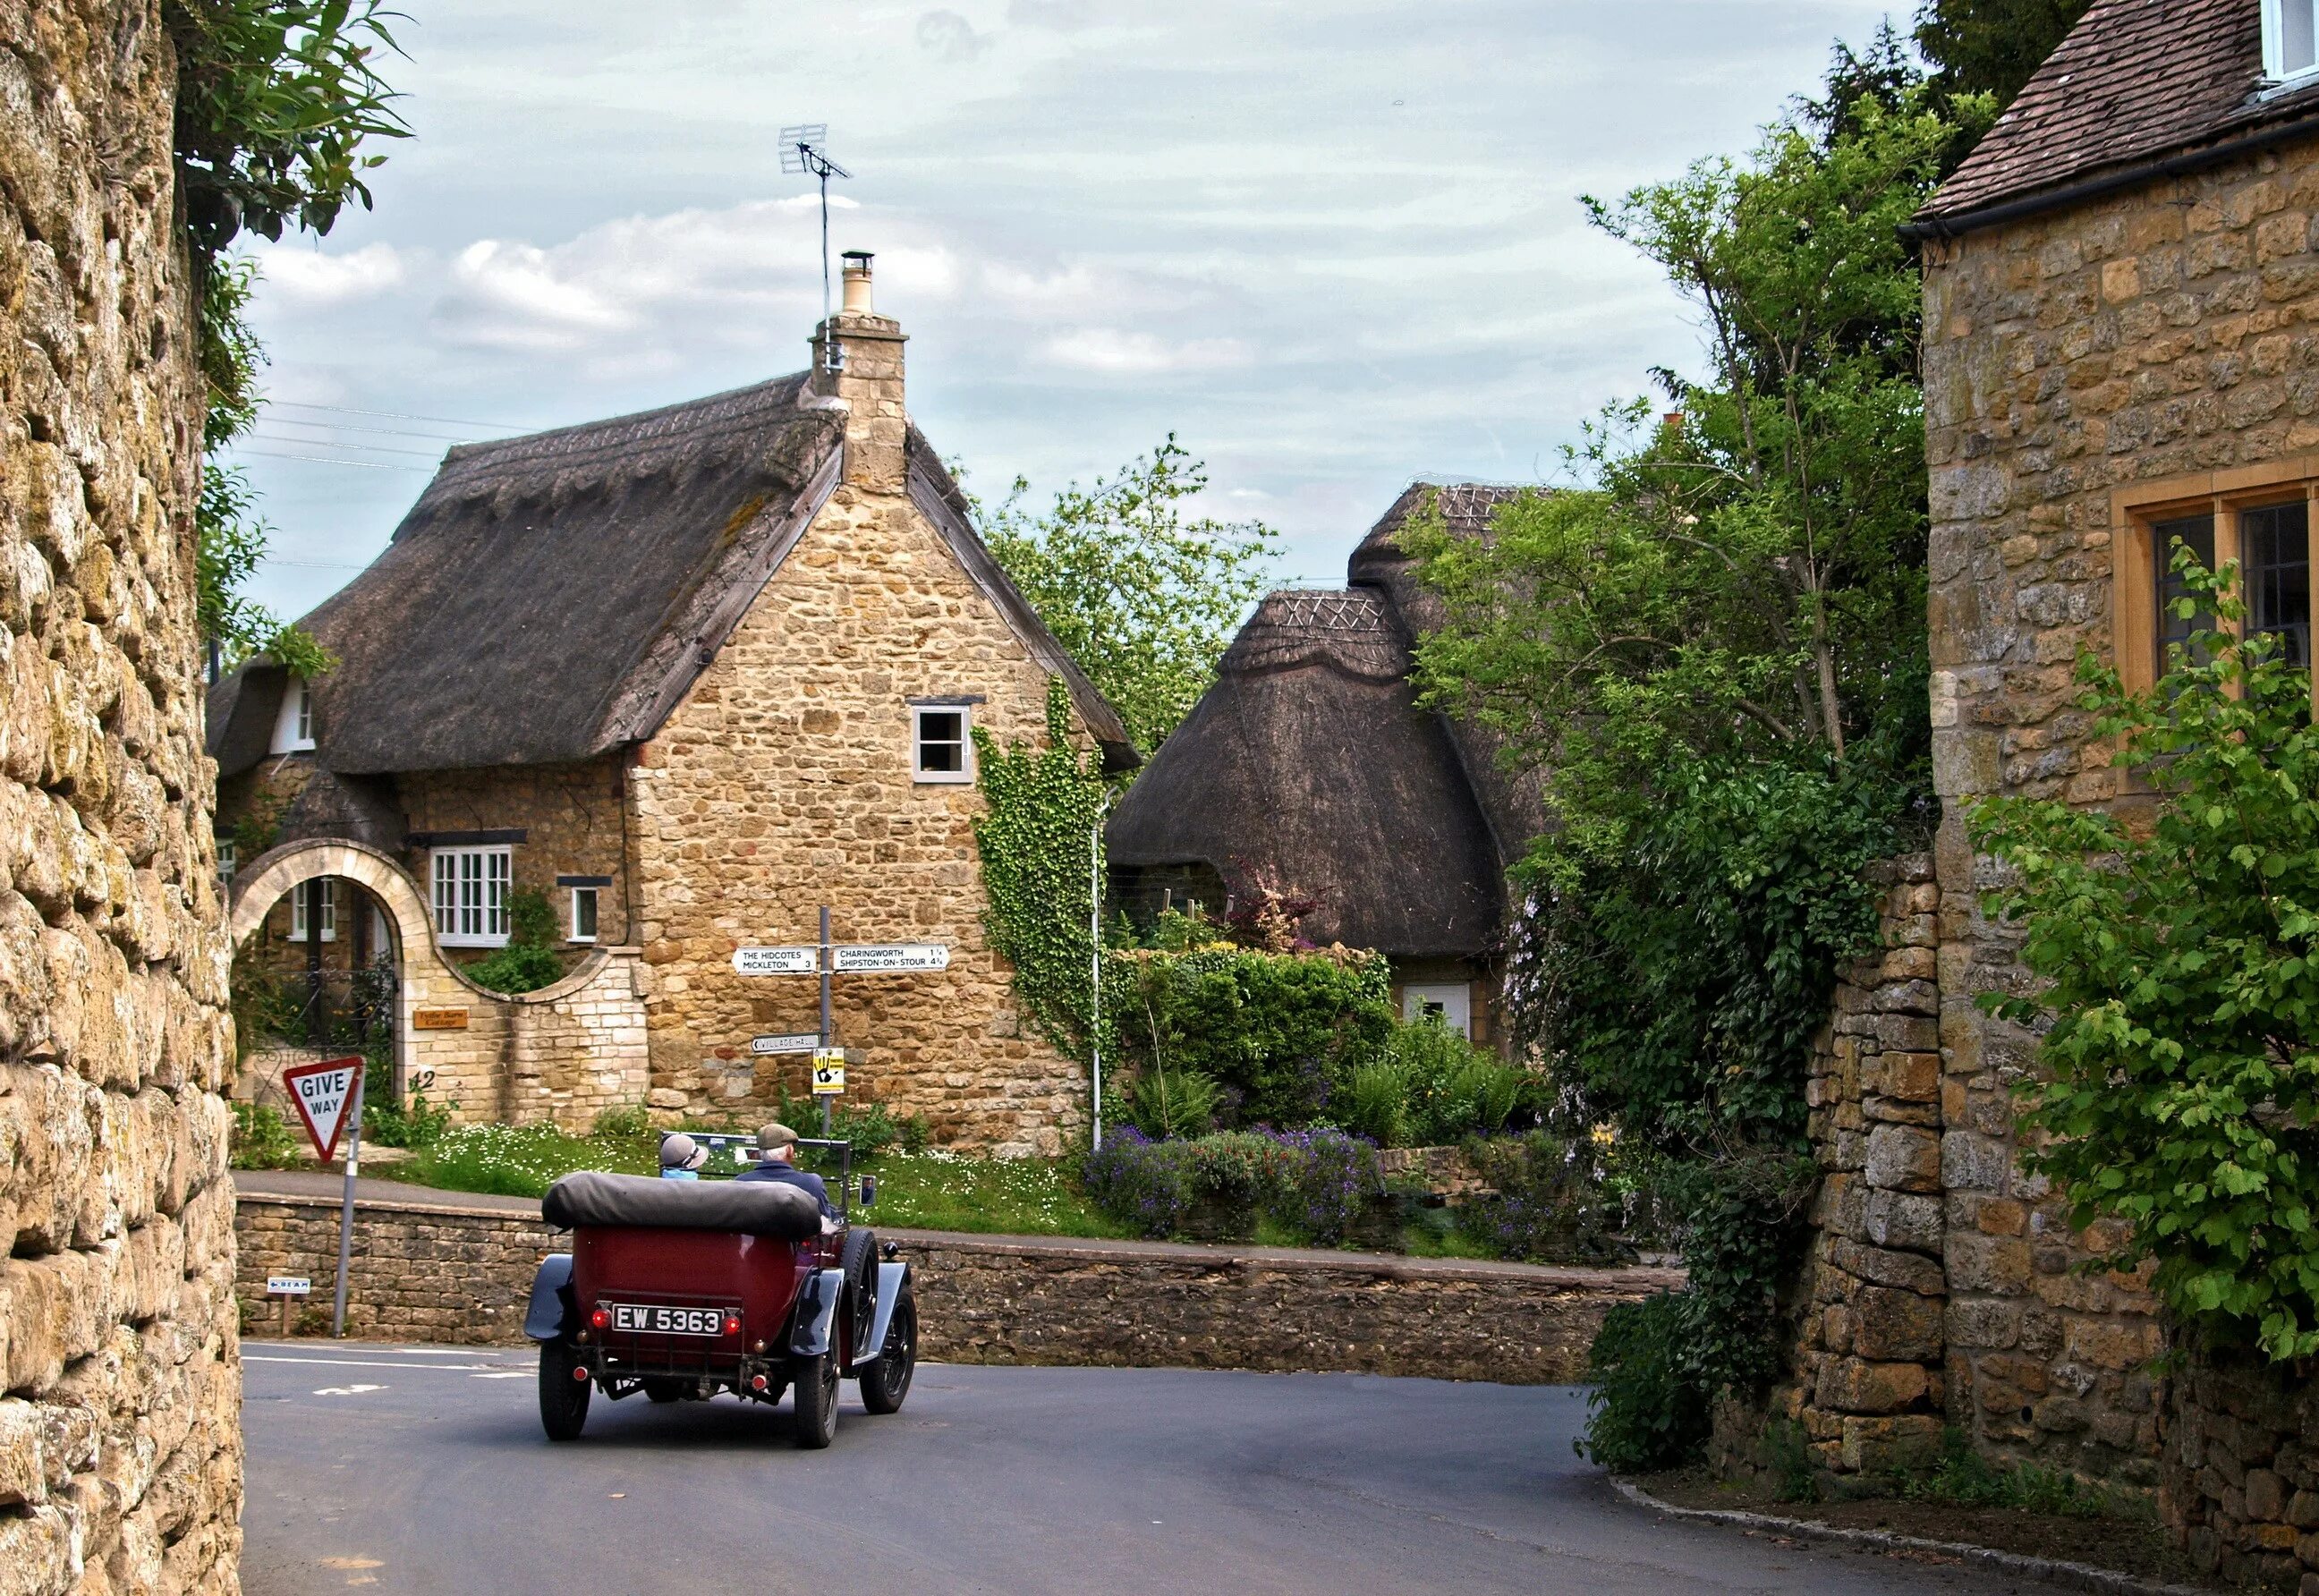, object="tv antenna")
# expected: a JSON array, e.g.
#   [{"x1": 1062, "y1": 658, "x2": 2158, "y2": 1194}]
[{"x1": 781, "y1": 124, "x2": 853, "y2": 369}]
